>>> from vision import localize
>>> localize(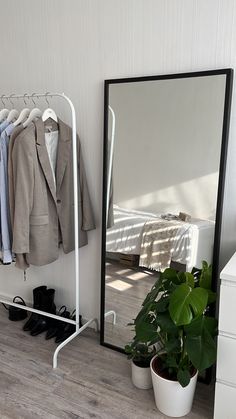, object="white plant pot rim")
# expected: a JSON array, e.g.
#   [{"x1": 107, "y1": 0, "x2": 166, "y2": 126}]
[
  {"x1": 132, "y1": 359, "x2": 150, "y2": 368},
  {"x1": 150, "y1": 355, "x2": 198, "y2": 383}
]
